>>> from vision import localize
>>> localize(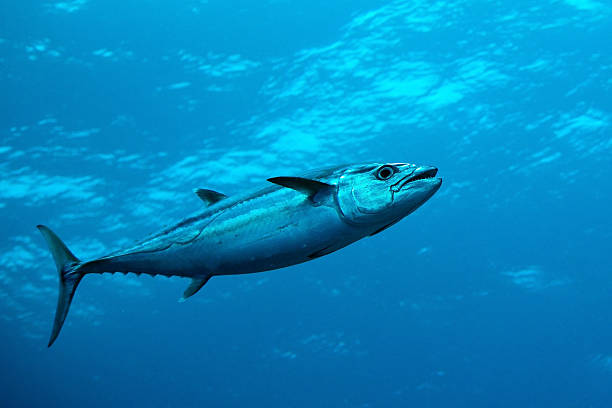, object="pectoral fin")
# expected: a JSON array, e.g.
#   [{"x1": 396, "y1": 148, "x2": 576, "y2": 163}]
[
  {"x1": 180, "y1": 276, "x2": 212, "y2": 301},
  {"x1": 194, "y1": 189, "x2": 227, "y2": 206},
  {"x1": 267, "y1": 177, "x2": 333, "y2": 203}
]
